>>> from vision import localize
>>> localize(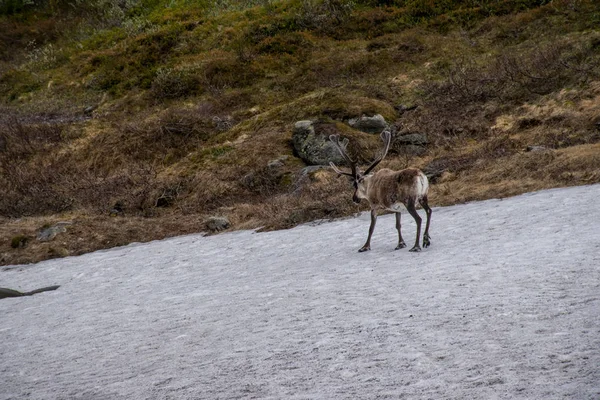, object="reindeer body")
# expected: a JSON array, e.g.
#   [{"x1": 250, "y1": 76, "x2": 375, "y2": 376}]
[
  {"x1": 360, "y1": 168, "x2": 428, "y2": 212},
  {"x1": 329, "y1": 132, "x2": 432, "y2": 253}
]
